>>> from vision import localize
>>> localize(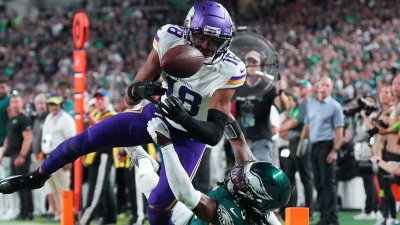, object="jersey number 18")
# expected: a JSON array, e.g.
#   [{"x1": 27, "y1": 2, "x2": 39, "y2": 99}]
[{"x1": 165, "y1": 77, "x2": 202, "y2": 116}]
